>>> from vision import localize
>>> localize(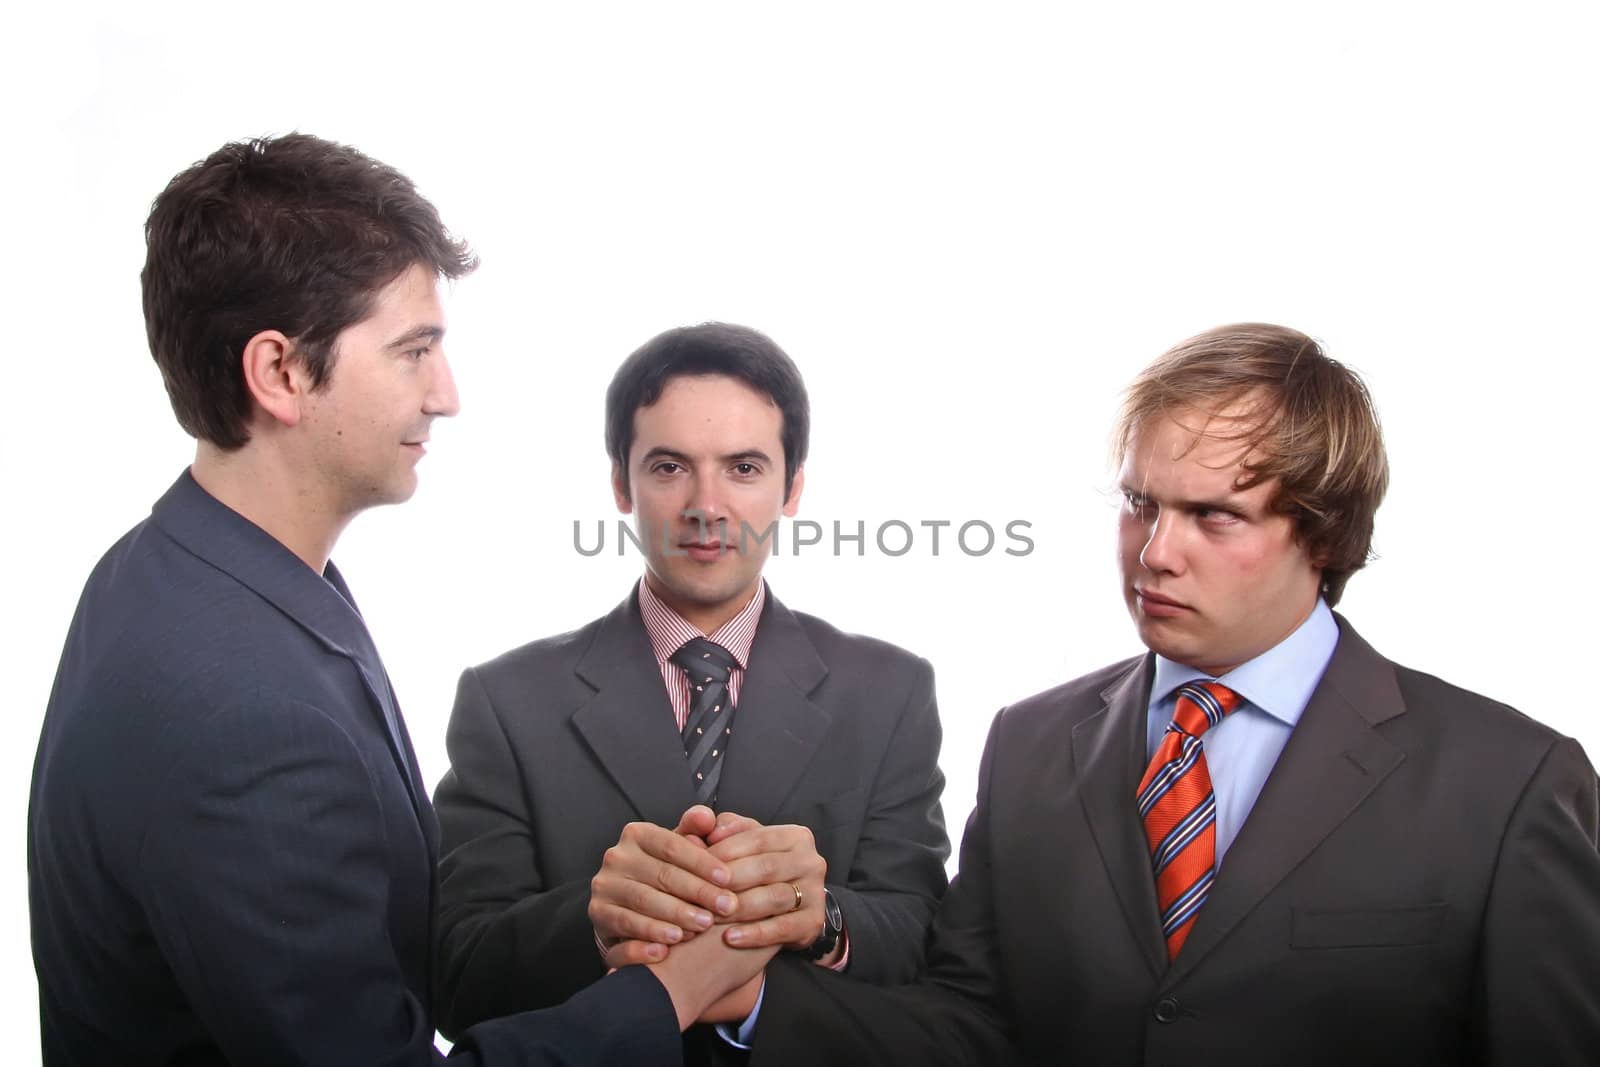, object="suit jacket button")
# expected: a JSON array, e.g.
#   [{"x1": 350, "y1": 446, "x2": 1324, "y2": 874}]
[{"x1": 1153, "y1": 997, "x2": 1181, "y2": 1024}]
